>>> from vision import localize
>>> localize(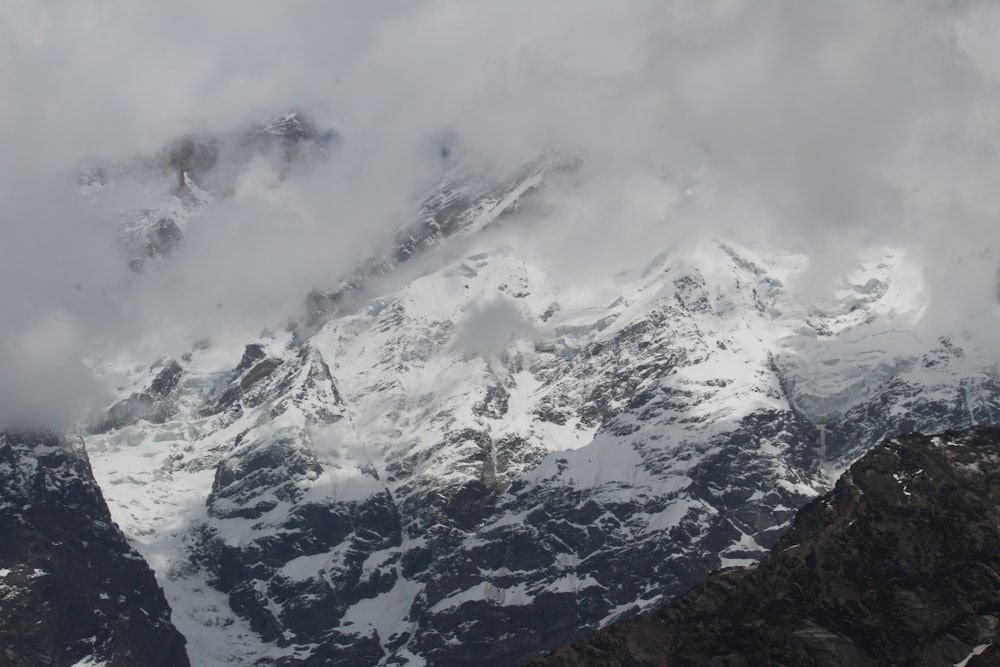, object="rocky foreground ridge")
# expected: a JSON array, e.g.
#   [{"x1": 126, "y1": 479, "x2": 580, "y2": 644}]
[
  {"x1": 0, "y1": 432, "x2": 189, "y2": 667},
  {"x1": 530, "y1": 425, "x2": 1000, "y2": 667}
]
